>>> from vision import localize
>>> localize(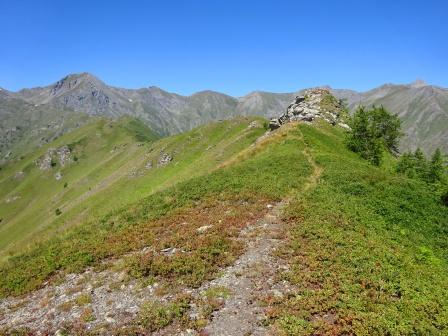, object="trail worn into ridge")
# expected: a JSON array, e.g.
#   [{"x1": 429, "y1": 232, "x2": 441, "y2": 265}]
[{"x1": 199, "y1": 143, "x2": 322, "y2": 336}]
